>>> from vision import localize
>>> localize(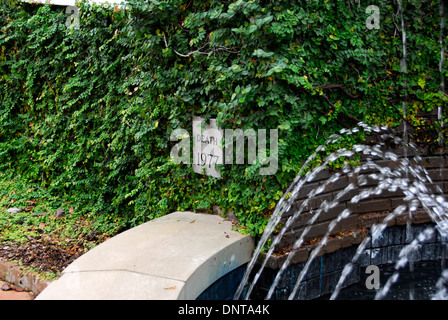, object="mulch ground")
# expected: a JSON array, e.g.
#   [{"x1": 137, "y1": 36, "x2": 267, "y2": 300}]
[{"x1": 0, "y1": 237, "x2": 89, "y2": 274}]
